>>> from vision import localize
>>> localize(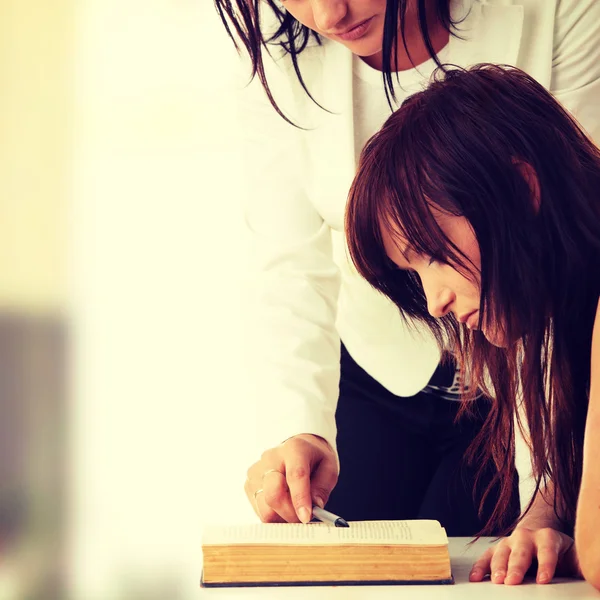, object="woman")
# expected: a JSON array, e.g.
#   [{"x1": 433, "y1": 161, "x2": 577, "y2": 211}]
[
  {"x1": 345, "y1": 63, "x2": 600, "y2": 587},
  {"x1": 215, "y1": 0, "x2": 600, "y2": 535}
]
